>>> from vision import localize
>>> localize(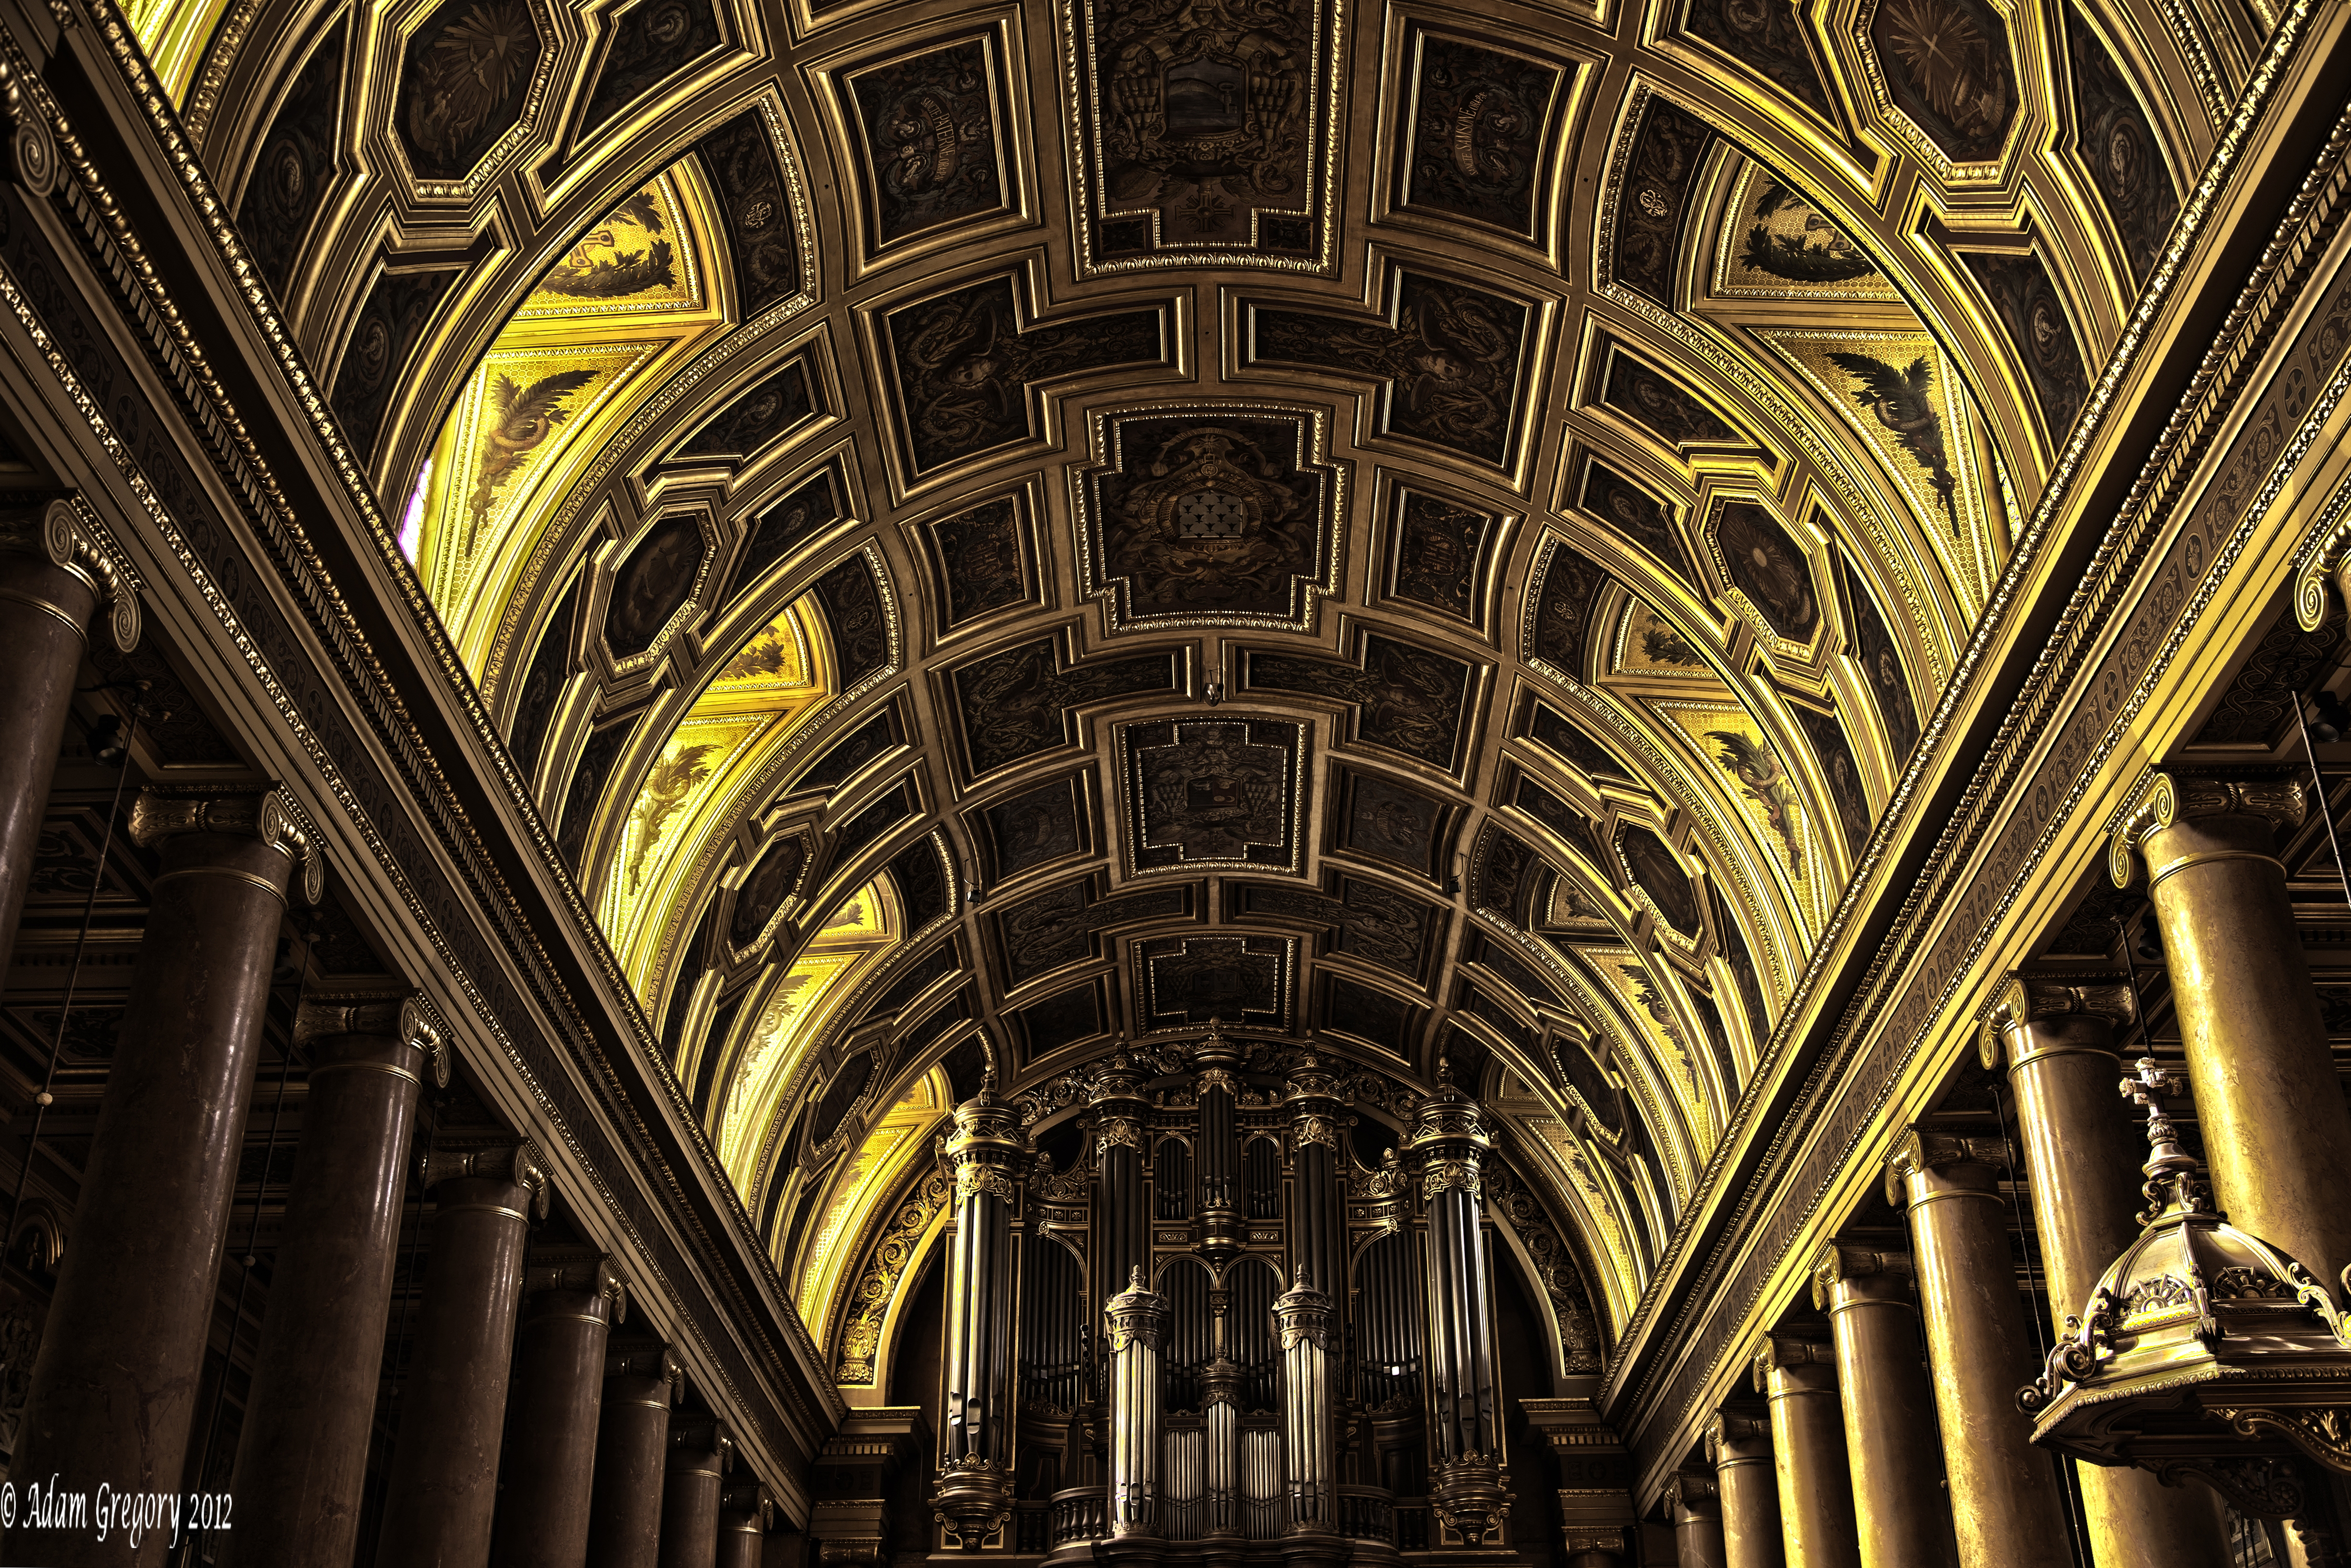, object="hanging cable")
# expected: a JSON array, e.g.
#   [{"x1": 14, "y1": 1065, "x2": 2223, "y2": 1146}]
[
  {"x1": 5, "y1": 705, "x2": 137, "y2": 1264},
  {"x1": 2293, "y1": 692, "x2": 2351, "y2": 910}
]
